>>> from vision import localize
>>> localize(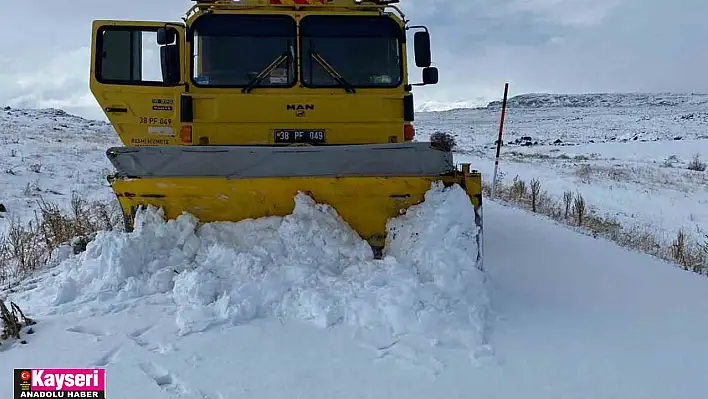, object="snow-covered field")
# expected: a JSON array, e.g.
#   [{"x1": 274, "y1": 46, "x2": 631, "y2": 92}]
[
  {"x1": 0, "y1": 107, "x2": 118, "y2": 231},
  {"x1": 1, "y1": 92, "x2": 708, "y2": 397},
  {"x1": 417, "y1": 93, "x2": 708, "y2": 244}
]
